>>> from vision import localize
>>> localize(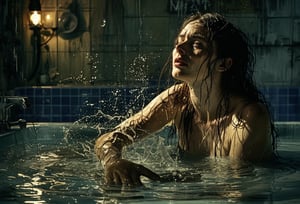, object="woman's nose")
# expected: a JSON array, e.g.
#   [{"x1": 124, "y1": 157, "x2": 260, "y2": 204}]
[{"x1": 176, "y1": 42, "x2": 187, "y2": 55}]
